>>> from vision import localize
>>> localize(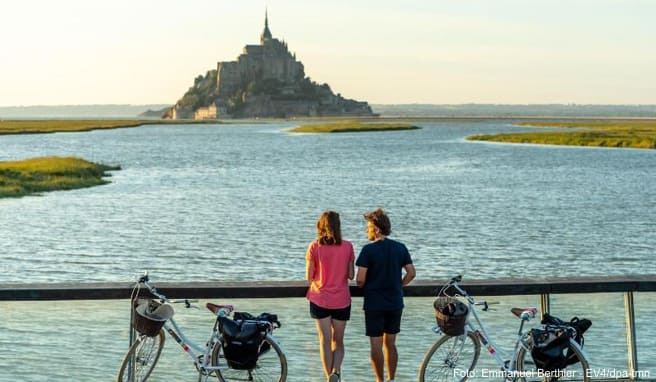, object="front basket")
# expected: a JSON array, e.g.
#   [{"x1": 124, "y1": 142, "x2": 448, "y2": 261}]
[
  {"x1": 133, "y1": 300, "x2": 174, "y2": 337},
  {"x1": 434, "y1": 296, "x2": 468, "y2": 336}
]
